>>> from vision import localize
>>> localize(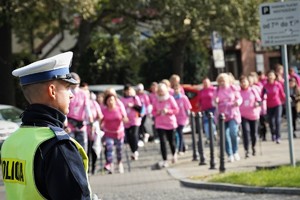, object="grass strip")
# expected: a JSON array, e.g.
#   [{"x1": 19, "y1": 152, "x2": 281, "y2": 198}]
[{"x1": 193, "y1": 166, "x2": 300, "y2": 188}]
